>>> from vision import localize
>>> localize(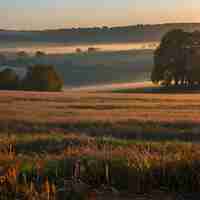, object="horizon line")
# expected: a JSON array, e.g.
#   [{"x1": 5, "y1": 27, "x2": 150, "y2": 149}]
[{"x1": 1, "y1": 22, "x2": 200, "y2": 32}]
